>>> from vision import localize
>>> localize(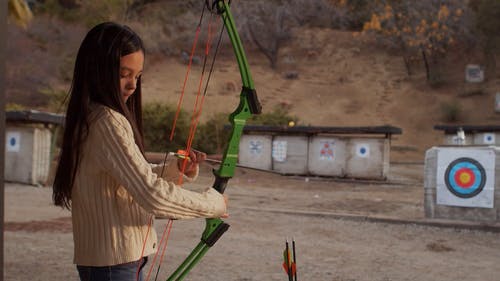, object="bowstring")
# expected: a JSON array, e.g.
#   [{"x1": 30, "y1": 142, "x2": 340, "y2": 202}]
[
  {"x1": 176, "y1": 11, "x2": 217, "y2": 185},
  {"x1": 168, "y1": 3, "x2": 207, "y2": 143},
  {"x1": 142, "y1": 4, "x2": 225, "y2": 281},
  {"x1": 138, "y1": 3, "x2": 207, "y2": 281},
  {"x1": 177, "y1": 8, "x2": 225, "y2": 186}
]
